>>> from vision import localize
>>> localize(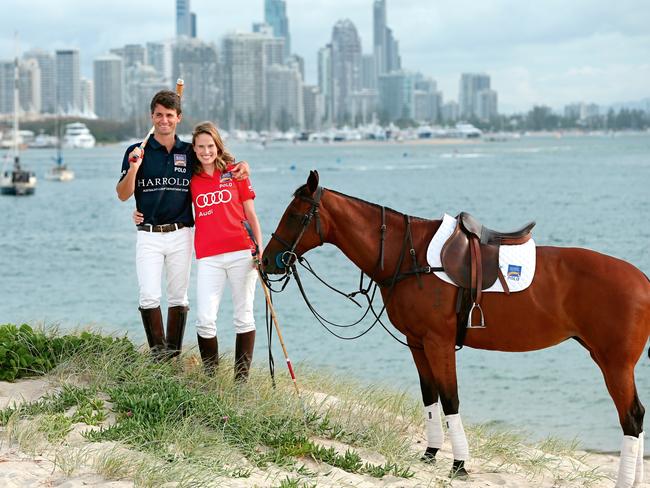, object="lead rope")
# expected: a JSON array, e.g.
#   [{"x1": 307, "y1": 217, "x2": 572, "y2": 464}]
[
  {"x1": 265, "y1": 291, "x2": 276, "y2": 387},
  {"x1": 290, "y1": 213, "x2": 423, "y2": 350}
]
